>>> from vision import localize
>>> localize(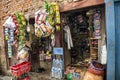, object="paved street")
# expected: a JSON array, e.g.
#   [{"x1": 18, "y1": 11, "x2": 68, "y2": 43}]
[{"x1": 0, "y1": 72, "x2": 50, "y2": 80}]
